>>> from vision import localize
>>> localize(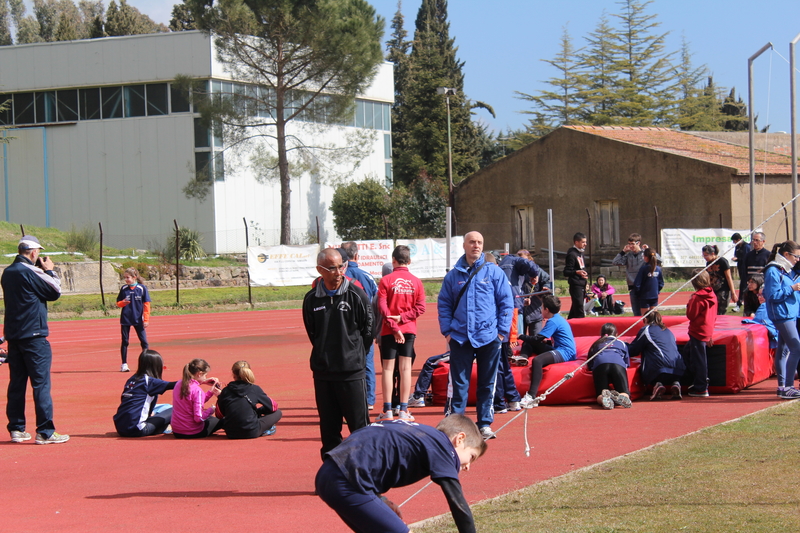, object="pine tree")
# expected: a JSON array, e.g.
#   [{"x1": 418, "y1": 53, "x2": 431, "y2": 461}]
[
  {"x1": 579, "y1": 13, "x2": 620, "y2": 125},
  {"x1": 720, "y1": 88, "x2": 749, "y2": 131},
  {"x1": 516, "y1": 27, "x2": 587, "y2": 137},
  {"x1": 169, "y1": 1, "x2": 196, "y2": 31},
  {"x1": 54, "y1": 0, "x2": 81, "y2": 41},
  {"x1": 385, "y1": 1, "x2": 410, "y2": 184},
  {"x1": 393, "y1": 0, "x2": 479, "y2": 189},
  {"x1": 0, "y1": 0, "x2": 12, "y2": 45},
  {"x1": 609, "y1": 0, "x2": 677, "y2": 125}
]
